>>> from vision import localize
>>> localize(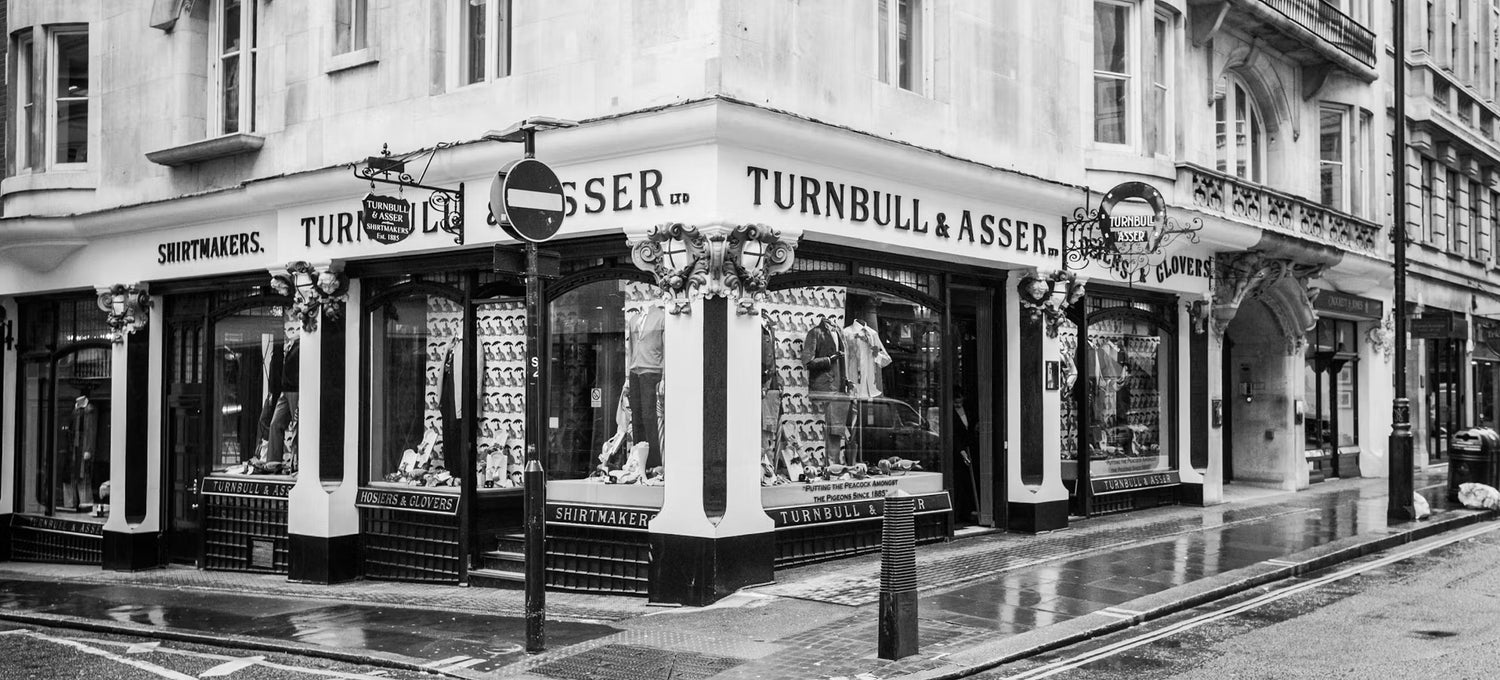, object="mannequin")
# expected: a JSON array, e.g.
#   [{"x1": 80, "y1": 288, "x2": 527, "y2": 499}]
[
  {"x1": 264, "y1": 319, "x2": 300, "y2": 464},
  {"x1": 842, "y1": 299, "x2": 892, "y2": 399},
  {"x1": 803, "y1": 314, "x2": 851, "y2": 465},
  {"x1": 61, "y1": 394, "x2": 98, "y2": 511},
  {"x1": 626, "y1": 304, "x2": 666, "y2": 469}
]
